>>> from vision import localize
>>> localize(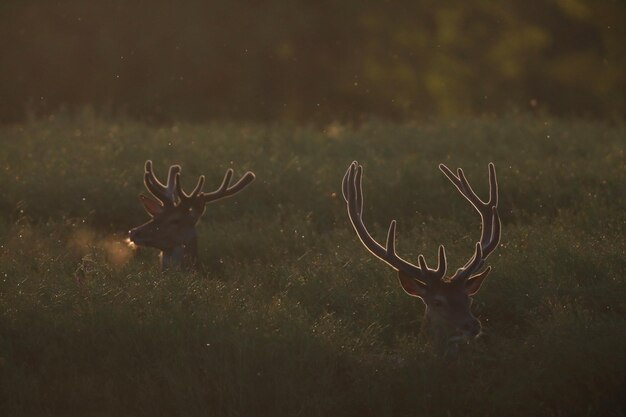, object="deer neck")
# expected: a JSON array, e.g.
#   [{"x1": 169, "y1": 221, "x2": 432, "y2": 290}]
[
  {"x1": 421, "y1": 308, "x2": 460, "y2": 358},
  {"x1": 159, "y1": 232, "x2": 198, "y2": 270}
]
